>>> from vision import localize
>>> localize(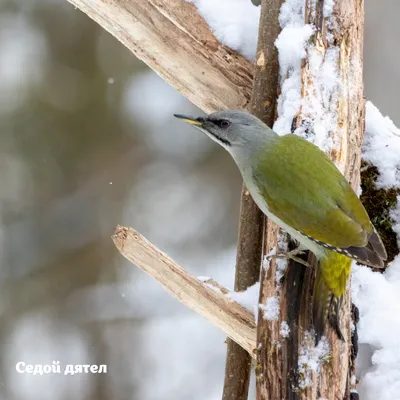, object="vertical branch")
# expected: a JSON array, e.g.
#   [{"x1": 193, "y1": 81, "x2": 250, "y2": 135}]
[
  {"x1": 222, "y1": 1, "x2": 283, "y2": 399},
  {"x1": 222, "y1": 188, "x2": 264, "y2": 400}
]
